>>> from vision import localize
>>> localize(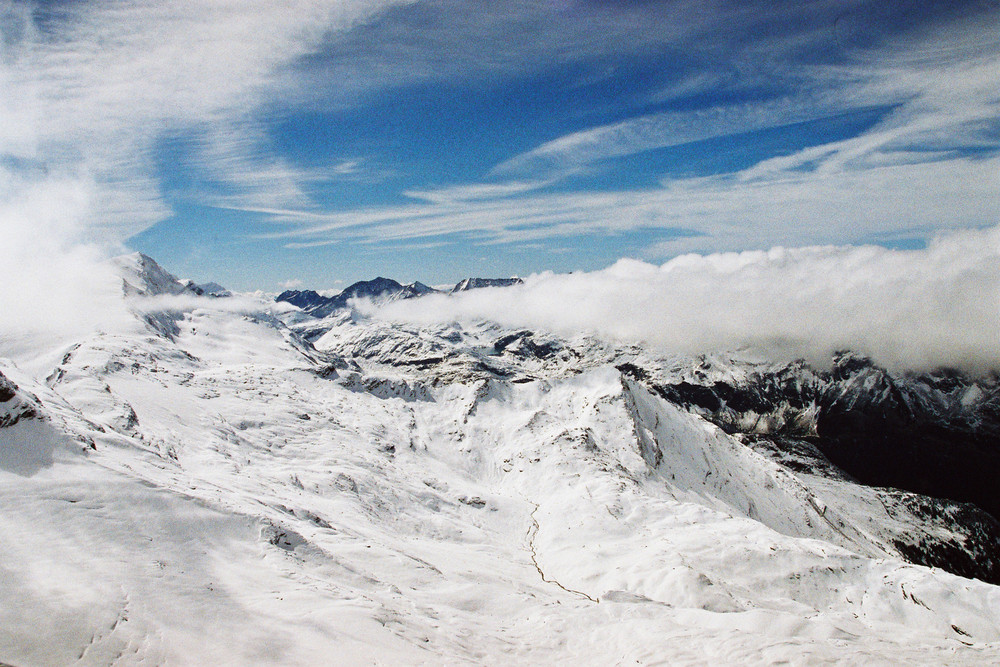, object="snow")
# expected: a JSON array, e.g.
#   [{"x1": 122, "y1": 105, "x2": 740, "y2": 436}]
[{"x1": 1, "y1": 261, "x2": 999, "y2": 665}]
